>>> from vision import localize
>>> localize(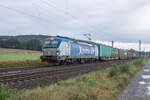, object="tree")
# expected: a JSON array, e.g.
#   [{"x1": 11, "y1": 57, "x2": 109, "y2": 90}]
[
  {"x1": 26, "y1": 39, "x2": 42, "y2": 50},
  {"x1": 0, "y1": 40, "x2": 5, "y2": 48},
  {"x1": 5, "y1": 38, "x2": 20, "y2": 49}
]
